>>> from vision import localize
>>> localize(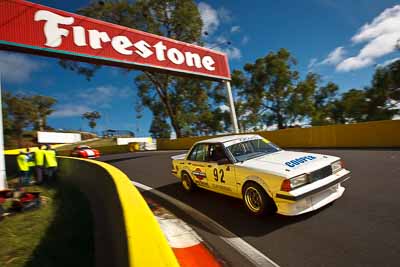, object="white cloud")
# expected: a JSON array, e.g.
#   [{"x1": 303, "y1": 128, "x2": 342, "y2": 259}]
[
  {"x1": 51, "y1": 104, "x2": 91, "y2": 118},
  {"x1": 206, "y1": 36, "x2": 242, "y2": 60},
  {"x1": 241, "y1": 36, "x2": 249, "y2": 45},
  {"x1": 223, "y1": 47, "x2": 242, "y2": 59},
  {"x1": 0, "y1": 51, "x2": 44, "y2": 84},
  {"x1": 337, "y1": 5, "x2": 400, "y2": 71},
  {"x1": 321, "y1": 47, "x2": 346, "y2": 65},
  {"x1": 78, "y1": 85, "x2": 132, "y2": 108},
  {"x1": 308, "y1": 58, "x2": 318, "y2": 70},
  {"x1": 198, "y1": 2, "x2": 219, "y2": 36},
  {"x1": 211, "y1": 45, "x2": 241, "y2": 60},
  {"x1": 219, "y1": 104, "x2": 230, "y2": 112},
  {"x1": 52, "y1": 85, "x2": 133, "y2": 117},
  {"x1": 197, "y1": 3, "x2": 242, "y2": 59},
  {"x1": 309, "y1": 47, "x2": 345, "y2": 70},
  {"x1": 388, "y1": 99, "x2": 400, "y2": 110},
  {"x1": 218, "y1": 7, "x2": 232, "y2": 22},
  {"x1": 376, "y1": 57, "x2": 400, "y2": 68},
  {"x1": 231, "y1": 26, "x2": 240, "y2": 33}
]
